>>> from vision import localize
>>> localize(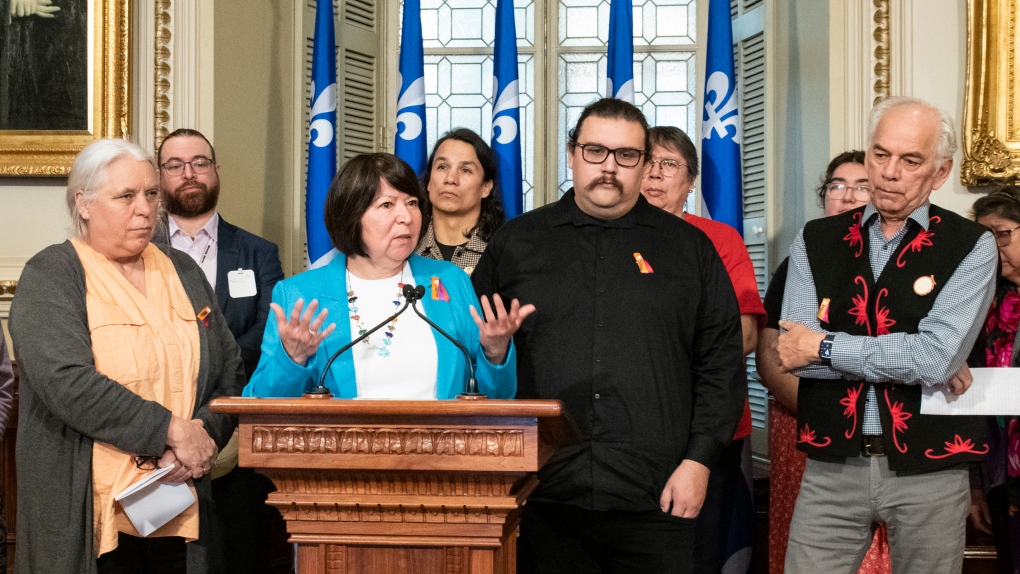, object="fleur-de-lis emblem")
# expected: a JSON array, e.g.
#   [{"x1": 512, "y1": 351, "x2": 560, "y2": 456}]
[{"x1": 702, "y1": 72, "x2": 741, "y2": 143}]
